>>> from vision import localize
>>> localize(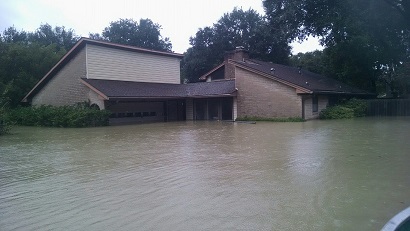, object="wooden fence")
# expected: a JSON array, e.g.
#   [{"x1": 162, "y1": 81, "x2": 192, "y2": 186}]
[{"x1": 366, "y1": 99, "x2": 410, "y2": 116}]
